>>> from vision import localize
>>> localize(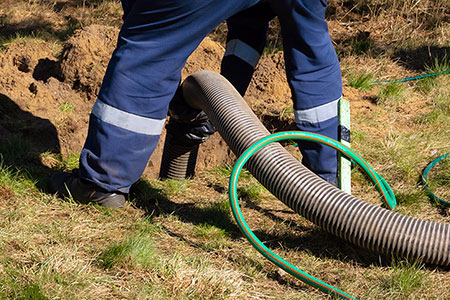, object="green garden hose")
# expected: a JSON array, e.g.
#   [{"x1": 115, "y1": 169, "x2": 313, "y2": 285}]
[
  {"x1": 229, "y1": 131, "x2": 396, "y2": 300},
  {"x1": 371, "y1": 70, "x2": 450, "y2": 85},
  {"x1": 422, "y1": 153, "x2": 450, "y2": 207}
]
